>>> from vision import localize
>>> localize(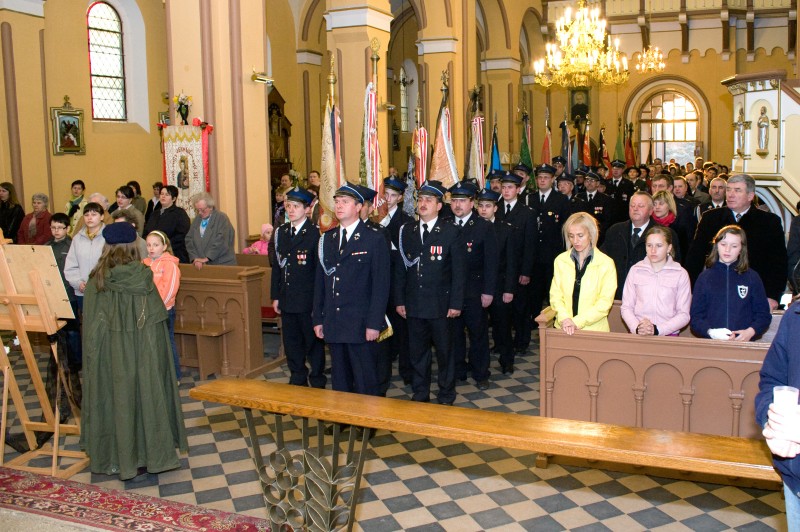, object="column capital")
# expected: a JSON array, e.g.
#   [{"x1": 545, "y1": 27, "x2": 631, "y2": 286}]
[
  {"x1": 480, "y1": 58, "x2": 521, "y2": 72},
  {"x1": 416, "y1": 38, "x2": 458, "y2": 55},
  {"x1": 324, "y1": 6, "x2": 392, "y2": 32},
  {"x1": 296, "y1": 50, "x2": 323, "y2": 66}
]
